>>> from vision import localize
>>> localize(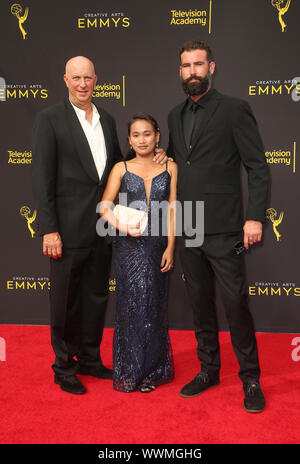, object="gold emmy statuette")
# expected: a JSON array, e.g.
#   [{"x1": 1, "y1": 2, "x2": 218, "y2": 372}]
[
  {"x1": 11, "y1": 3, "x2": 29, "y2": 40},
  {"x1": 20, "y1": 206, "x2": 37, "y2": 238},
  {"x1": 271, "y1": 0, "x2": 291, "y2": 32},
  {"x1": 266, "y1": 208, "x2": 284, "y2": 241}
]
